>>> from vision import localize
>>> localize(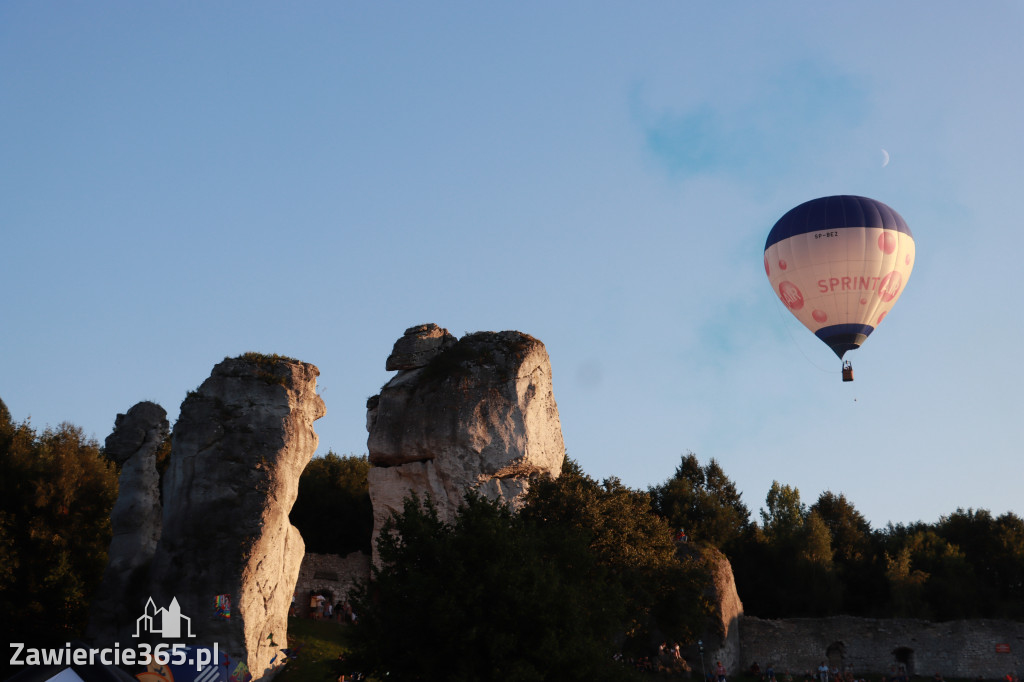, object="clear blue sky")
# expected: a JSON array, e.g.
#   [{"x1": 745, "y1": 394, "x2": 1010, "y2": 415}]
[{"x1": 3, "y1": 2, "x2": 1021, "y2": 529}]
